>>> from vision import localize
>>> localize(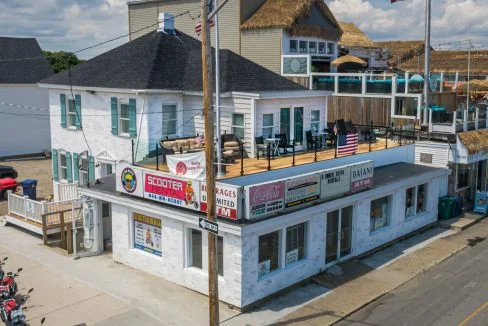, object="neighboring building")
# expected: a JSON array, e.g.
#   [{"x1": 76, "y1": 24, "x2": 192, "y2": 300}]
[
  {"x1": 338, "y1": 22, "x2": 388, "y2": 71},
  {"x1": 128, "y1": 0, "x2": 342, "y2": 81},
  {"x1": 374, "y1": 40, "x2": 425, "y2": 71},
  {"x1": 39, "y1": 23, "x2": 330, "y2": 200},
  {"x1": 0, "y1": 37, "x2": 53, "y2": 158}
]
